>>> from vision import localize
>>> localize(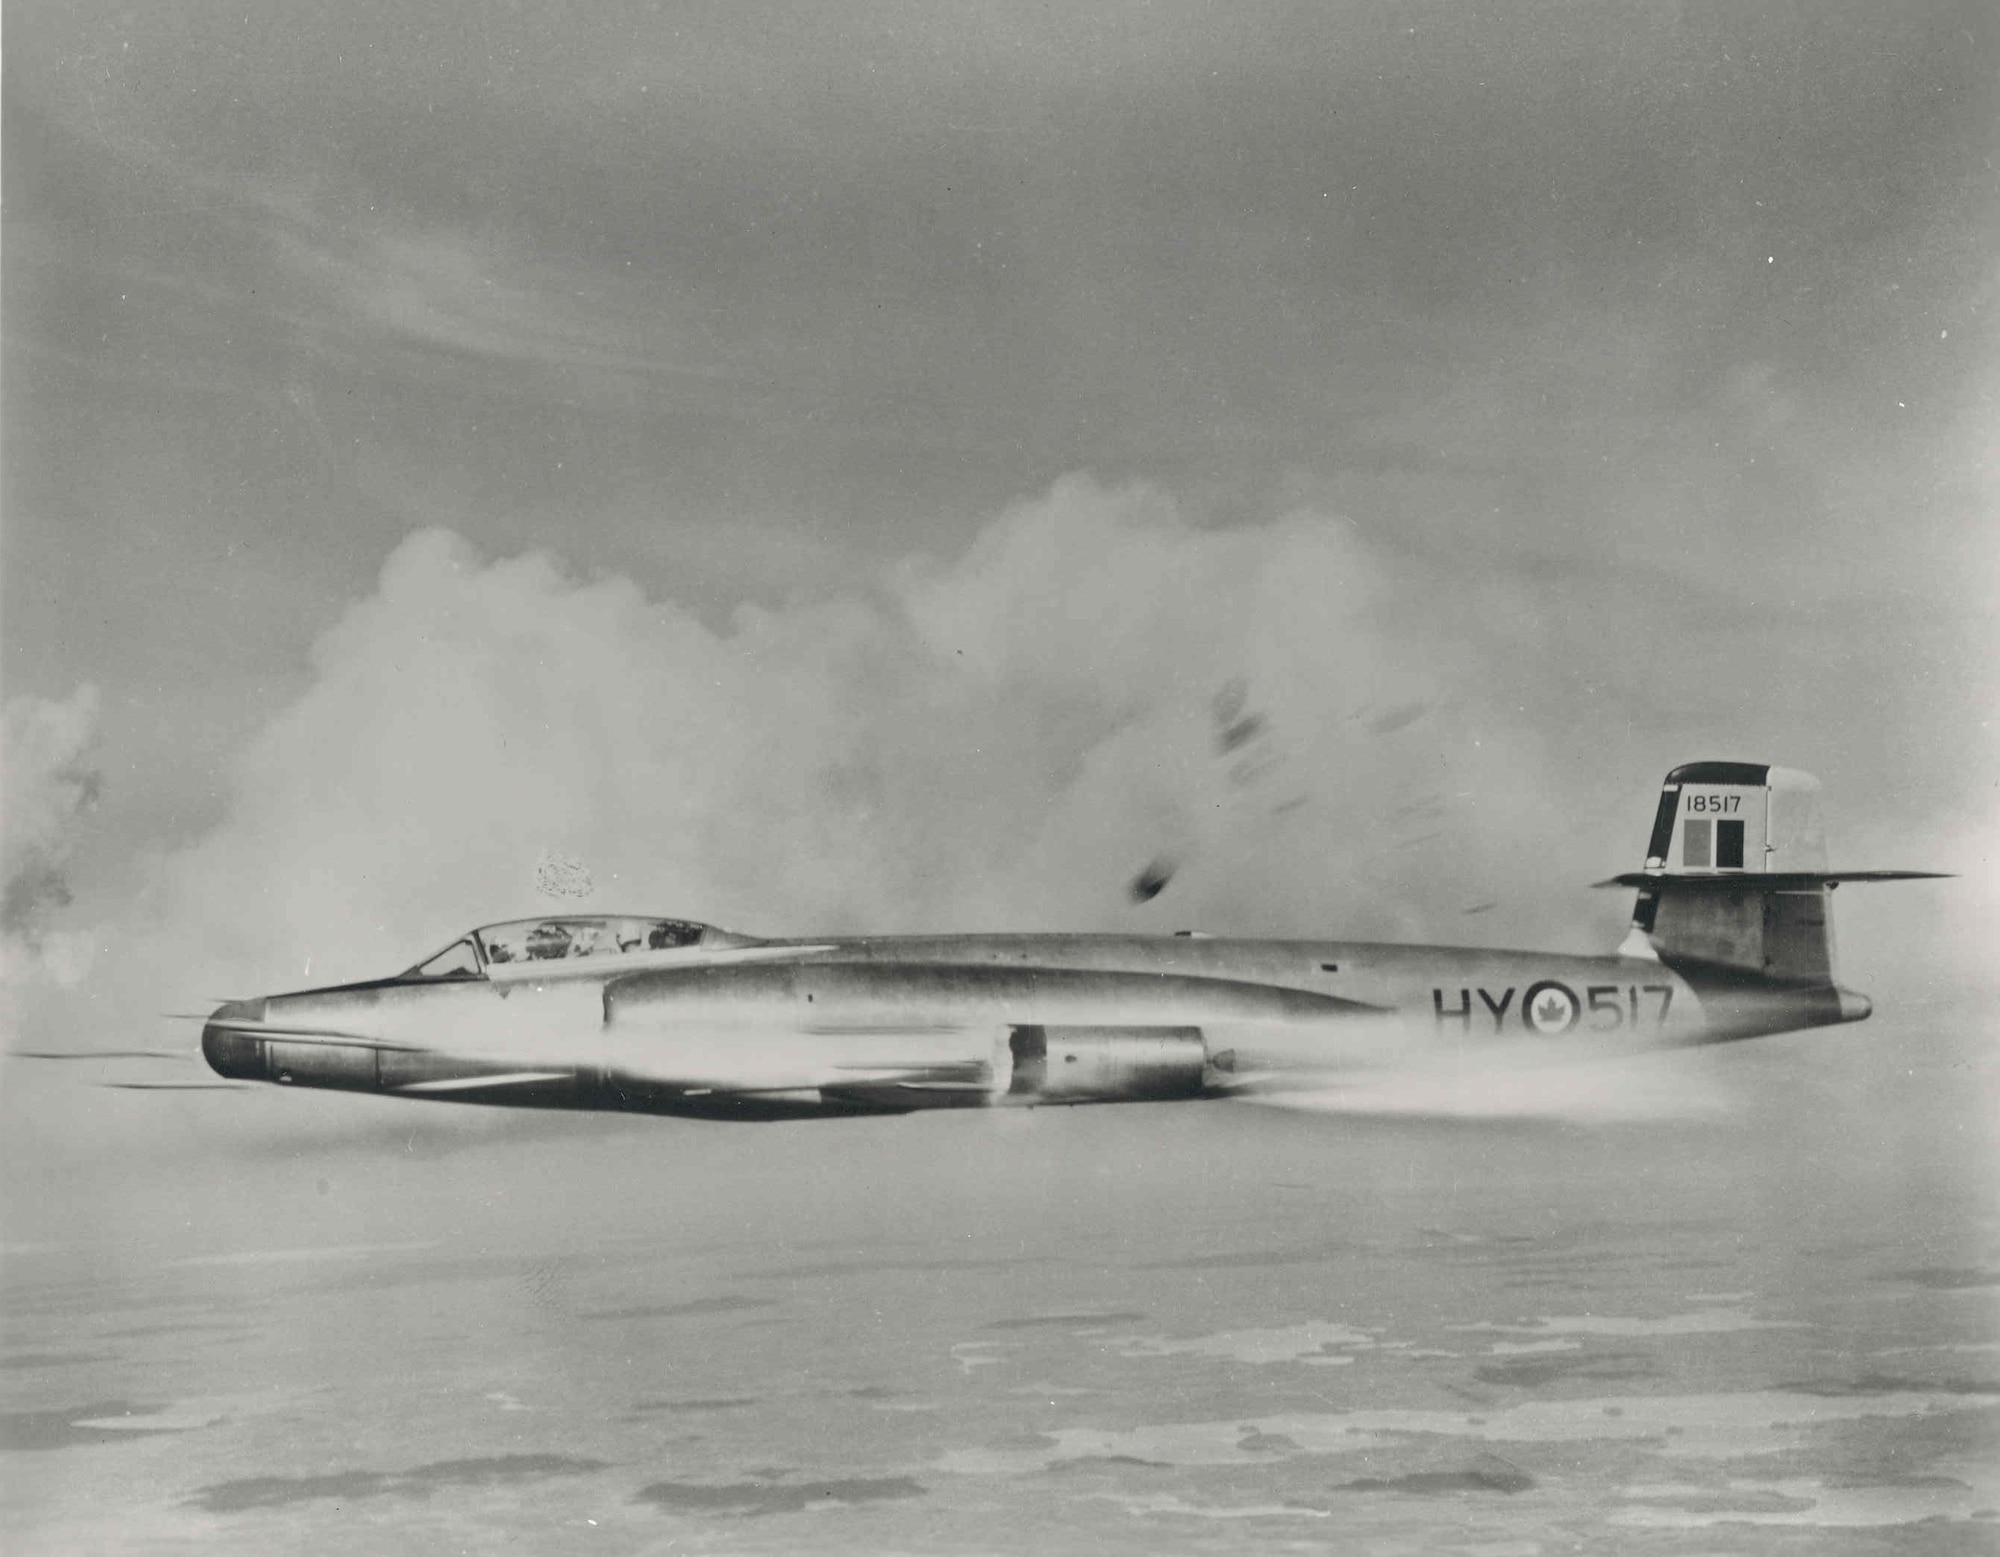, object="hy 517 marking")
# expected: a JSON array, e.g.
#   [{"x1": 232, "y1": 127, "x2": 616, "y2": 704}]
[{"x1": 1433, "y1": 981, "x2": 1674, "y2": 1035}]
